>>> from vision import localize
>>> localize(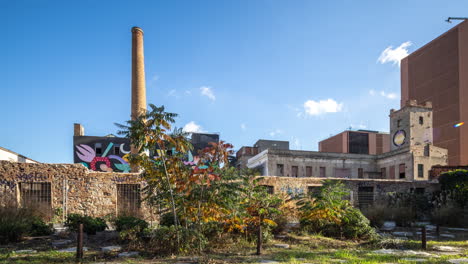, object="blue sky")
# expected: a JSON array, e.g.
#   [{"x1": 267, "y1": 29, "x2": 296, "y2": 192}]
[{"x1": 1, "y1": 0, "x2": 467, "y2": 163}]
